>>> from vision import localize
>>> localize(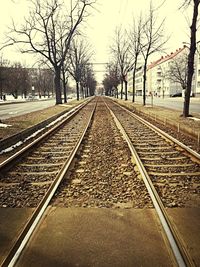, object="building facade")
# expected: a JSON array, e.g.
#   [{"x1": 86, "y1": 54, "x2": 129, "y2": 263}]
[
  {"x1": 127, "y1": 65, "x2": 144, "y2": 96},
  {"x1": 147, "y1": 46, "x2": 189, "y2": 97},
  {"x1": 127, "y1": 45, "x2": 200, "y2": 97}
]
